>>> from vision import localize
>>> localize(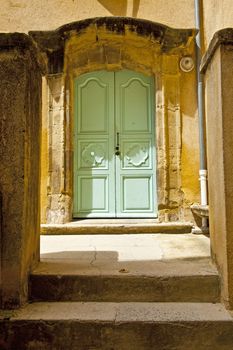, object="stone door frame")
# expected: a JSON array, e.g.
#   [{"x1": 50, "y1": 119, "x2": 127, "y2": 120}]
[{"x1": 31, "y1": 17, "x2": 196, "y2": 224}]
